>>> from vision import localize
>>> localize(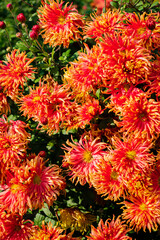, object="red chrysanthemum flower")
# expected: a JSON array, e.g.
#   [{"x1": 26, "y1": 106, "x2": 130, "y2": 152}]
[
  {"x1": 99, "y1": 33, "x2": 152, "y2": 90},
  {"x1": 38, "y1": 0, "x2": 84, "y2": 48},
  {"x1": 87, "y1": 216, "x2": 132, "y2": 240},
  {"x1": 19, "y1": 79, "x2": 74, "y2": 134},
  {"x1": 0, "y1": 115, "x2": 31, "y2": 142},
  {"x1": 76, "y1": 98, "x2": 104, "y2": 128},
  {"x1": 90, "y1": 158, "x2": 126, "y2": 201},
  {"x1": 116, "y1": 93, "x2": 160, "y2": 139},
  {"x1": 13, "y1": 154, "x2": 66, "y2": 210},
  {"x1": 0, "y1": 171, "x2": 29, "y2": 215},
  {"x1": 0, "y1": 211, "x2": 36, "y2": 240},
  {"x1": 0, "y1": 49, "x2": 36, "y2": 101},
  {"x1": 62, "y1": 134, "x2": 107, "y2": 186},
  {"x1": 29, "y1": 221, "x2": 64, "y2": 240},
  {"x1": 84, "y1": 9, "x2": 125, "y2": 40},
  {"x1": 123, "y1": 12, "x2": 160, "y2": 50},
  {"x1": 121, "y1": 193, "x2": 160, "y2": 232},
  {"x1": 109, "y1": 135, "x2": 155, "y2": 177}
]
